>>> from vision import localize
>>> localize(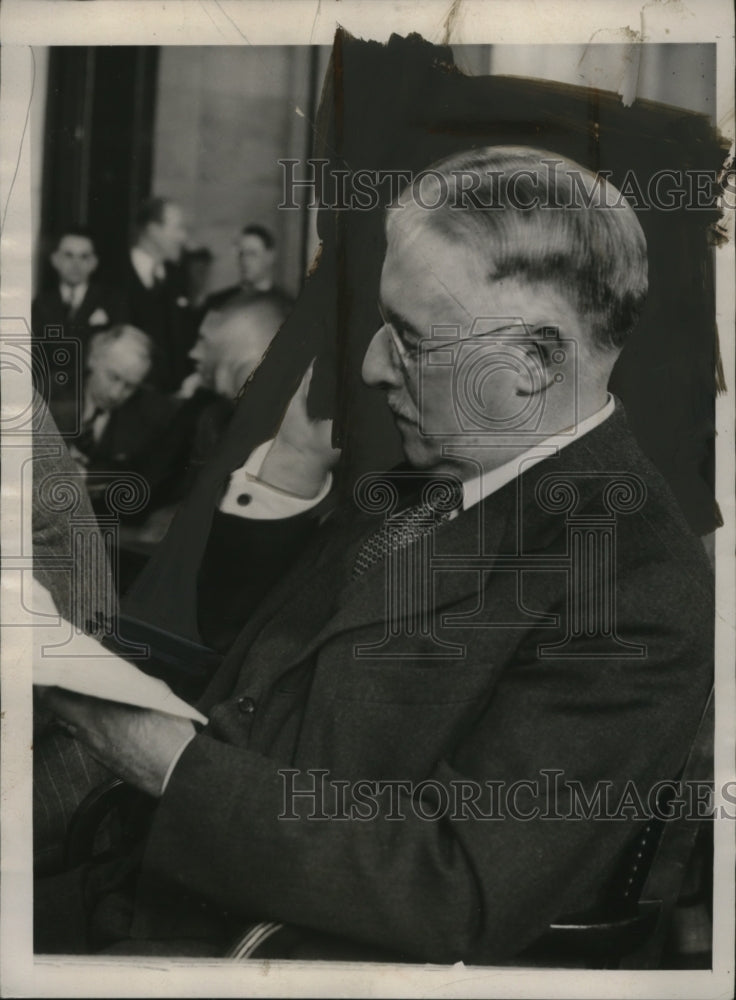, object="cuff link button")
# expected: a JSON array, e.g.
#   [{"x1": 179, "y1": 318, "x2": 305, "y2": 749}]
[
  {"x1": 236, "y1": 493, "x2": 252, "y2": 507},
  {"x1": 237, "y1": 696, "x2": 256, "y2": 715}
]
